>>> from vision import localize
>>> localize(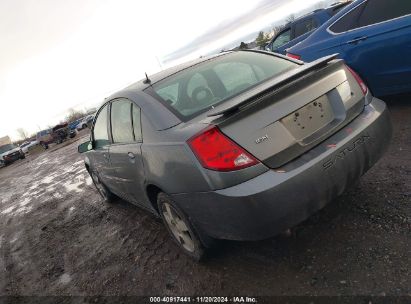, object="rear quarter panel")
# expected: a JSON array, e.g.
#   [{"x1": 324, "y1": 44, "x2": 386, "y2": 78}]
[{"x1": 140, "y1": 114, "x2": 268, "y2": 193}]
